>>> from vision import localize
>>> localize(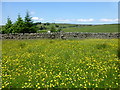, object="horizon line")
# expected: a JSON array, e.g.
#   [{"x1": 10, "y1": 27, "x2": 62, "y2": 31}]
[{"x1": 41, "y1": 22, "x2": 119, "y2": 25}]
